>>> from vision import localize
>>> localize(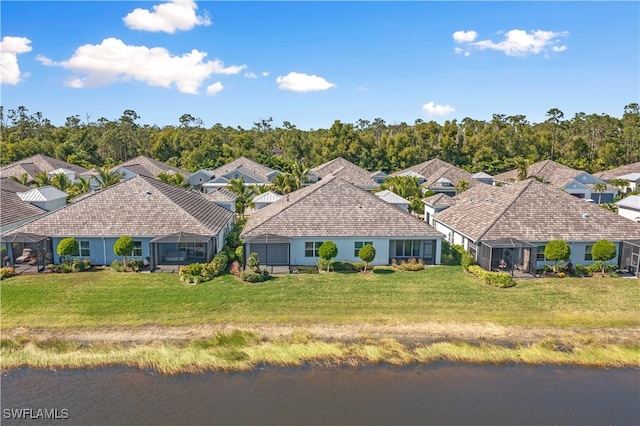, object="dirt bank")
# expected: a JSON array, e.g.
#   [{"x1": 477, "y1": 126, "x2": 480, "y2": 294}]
[{"x1": 5, "y1": 322, "x2": 639, "y2": 345}]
